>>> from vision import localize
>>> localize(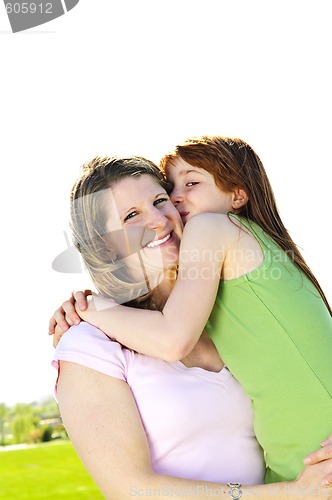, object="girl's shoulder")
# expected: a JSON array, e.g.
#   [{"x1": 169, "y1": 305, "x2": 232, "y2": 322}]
[
  {"x1": 183, "y1": 212, "x2": 253, "y2": 243},
  {"x1": 179, "y1": 213, "x2": 261, "y2": 270},
  {"x1": 184, "y1": 212, "x2": 236, "y2": 231}
]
